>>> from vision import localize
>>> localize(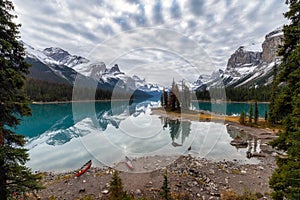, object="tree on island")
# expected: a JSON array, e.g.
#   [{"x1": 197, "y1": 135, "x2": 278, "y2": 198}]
[
  {"x1": 0, "y1": 0, "x2": 42, "y2": 198},
  {"x1": 161, "y1": 79, "x2": 191, "y2": 112},
  {"x1": 248, "y1": 103, "x2": 253, "y2": 127},
  {"x1": 180, "y1": 80, "x2": 191, "y2": 111},
  {"x1": 269, "y1": 0, "x2": 300, "y2": 199},
  {"x1": 254, "y1": 101, "x2": 259, "y2": 124}
]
